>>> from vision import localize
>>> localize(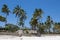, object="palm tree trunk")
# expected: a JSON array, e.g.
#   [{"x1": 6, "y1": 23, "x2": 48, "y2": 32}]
[
  {"x1": 53, "y1": 28, "x2": 54, "y2": 33},
  {"x1": 49, "y1": 28, "x2": 50, "y2": 33},
  {"x1": 5, "y1": 14, "x2": 7, "y2": 25},
  {"x1": 16, "y1": 17, "x2": 19, "y2": 26},
  {"x1": 17, "y1": 17, "x2": 18, "y2": 25}
]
